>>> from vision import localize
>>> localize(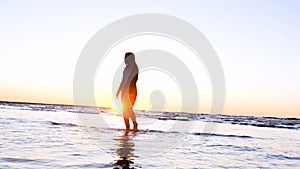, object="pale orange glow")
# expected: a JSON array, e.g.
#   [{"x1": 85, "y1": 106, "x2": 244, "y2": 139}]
[
  {"x1": 0, "y1": 77, "x2": 298, "y2": 118},
  {"x1": 1, "y1": 81, "x2": 299, "y2": 118},
  {"x1": 0, "y1": 37, "x2": 299, "y2": 119}
]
